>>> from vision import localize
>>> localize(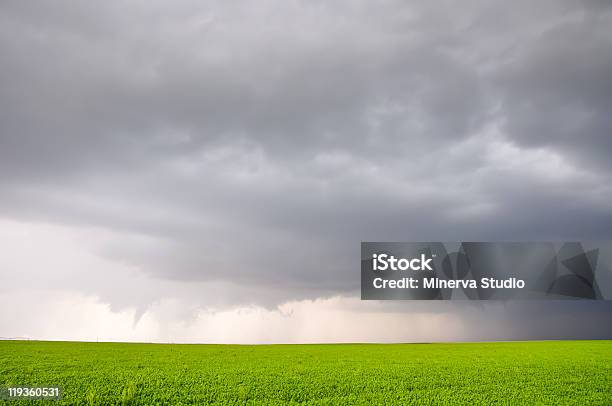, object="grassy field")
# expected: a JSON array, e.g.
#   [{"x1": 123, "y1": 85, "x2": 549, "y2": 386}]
[{"x1": 0, "y1": 340, "x2": 610, "y2": 405}]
